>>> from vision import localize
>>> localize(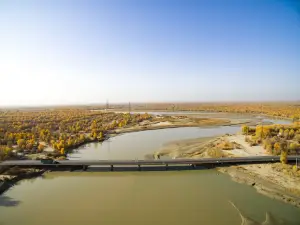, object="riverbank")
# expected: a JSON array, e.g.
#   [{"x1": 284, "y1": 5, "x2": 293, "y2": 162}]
[
  {"x1": 112, "y1": 117, "x2": 238, "y2": 135},
  {"x1": 15, "y1": 112, "x2": 274, "y2": 161},
  {"x1": 219, "y1": 164, "x2": 300, "y2": 208},
  {"x1": 111, "y1": 109, "x2": 294, "y2": 123},
  {"x1": 0, "y1": 167, "x2": 46, "y2": 195},
  {"x1": 154, "y1": 134, "x2": 300, "y2": 208}
]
